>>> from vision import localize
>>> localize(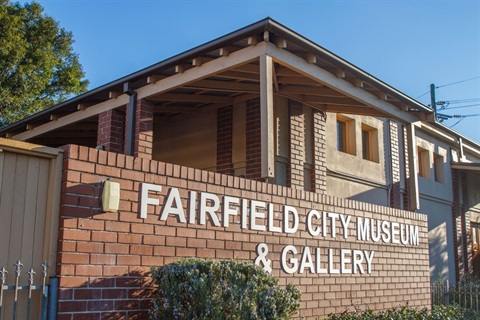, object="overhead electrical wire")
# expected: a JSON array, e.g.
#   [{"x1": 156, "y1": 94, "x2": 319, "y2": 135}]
[
  {"x1": 440, "y1": 103, "x2": 480, "y2": 110},
  {"x1": 415, "y1": 77, "x2": 479, "y2": 100},
  {"x1": 436, "y1": 76, "x2": 480, "y2": 89}
]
